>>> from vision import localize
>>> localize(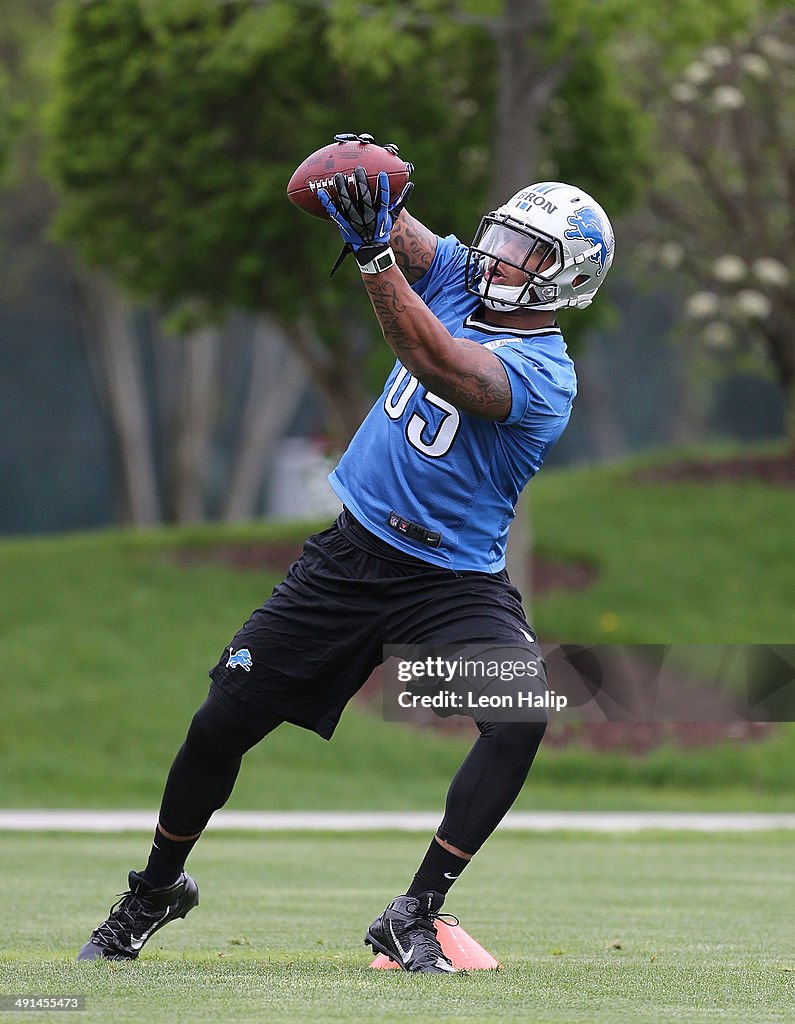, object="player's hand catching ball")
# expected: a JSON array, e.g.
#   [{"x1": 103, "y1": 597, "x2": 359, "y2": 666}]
[
  {"x1": 329, "y1": 135, "x2": 415, "y2": 222},
  {"x1": 318, "y1": 167, "x2": 398, "y2": 273}
]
